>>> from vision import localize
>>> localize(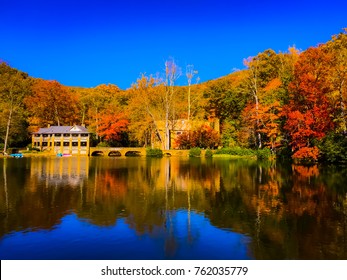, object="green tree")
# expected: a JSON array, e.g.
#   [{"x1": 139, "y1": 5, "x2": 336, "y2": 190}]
[{"x1": 0, "y1": 62, "x2": 31, "y2": 153}]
